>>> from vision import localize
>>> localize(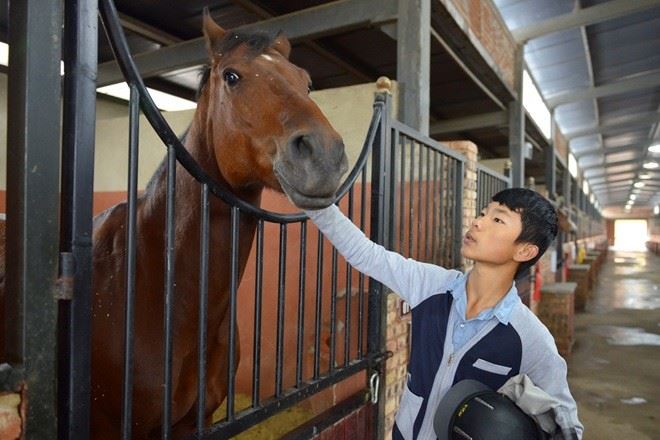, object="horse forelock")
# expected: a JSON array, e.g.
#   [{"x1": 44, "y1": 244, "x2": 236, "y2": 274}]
[{"x1": 197, "y1": 30, "x2": 280, "y2": 99}]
